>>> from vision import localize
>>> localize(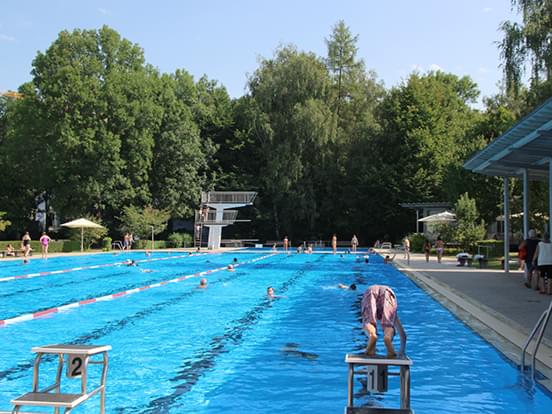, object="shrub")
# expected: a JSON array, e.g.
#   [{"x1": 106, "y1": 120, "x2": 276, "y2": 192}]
[
  {"x1": 474, "y1": 240, "x2": 504, "y2": 258},
  {"x1": 181, "y1": 233, "x2": 193, "y2": 247},
  {"x1": 102, "y1": 237, "x2": 112, "y2": 251},
  {"x1": 407, "y1": 233, "x2": 426, "y2": 253},
  {"x1": 168, "y1": 233, "x2": 184, "y2": 248},
  {"x1": 134, "y1": 239, "x2": 167, "y2": 250}
]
